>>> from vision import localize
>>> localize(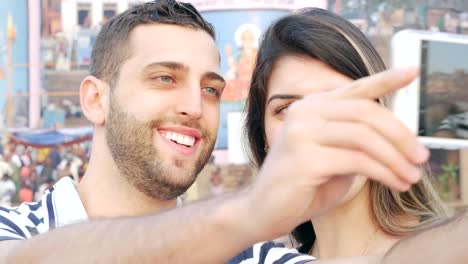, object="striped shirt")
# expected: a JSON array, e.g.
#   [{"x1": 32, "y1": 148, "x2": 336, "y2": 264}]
[
  {"x1": 229, "y1": 241, "x2": 316, "y2": 264},
  {"x1": 0, "y1": 177, "x2": 87, "y2": 241},
  {"x1": 0, "y1": 177, "x2": 316, "y2": 263},
  {"x1": 437, "y1": 112, "x2": 468, "y2": 139}
]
